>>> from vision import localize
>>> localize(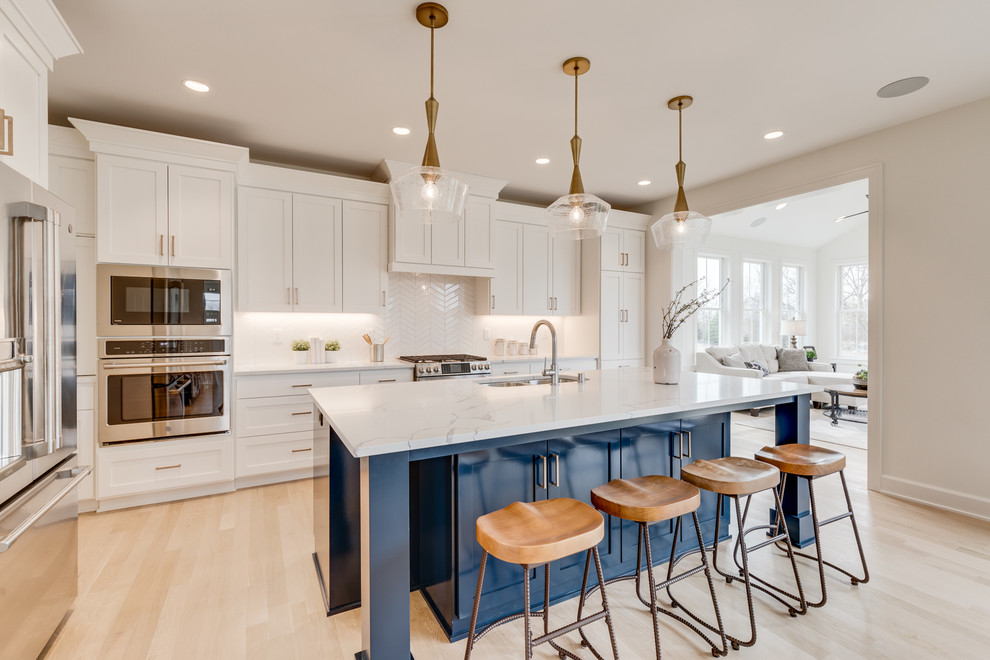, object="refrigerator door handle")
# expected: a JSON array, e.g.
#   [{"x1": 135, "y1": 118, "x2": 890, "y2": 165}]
[{"x1": 0, "y1": 465, "x2": 91, "y2": 553}]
